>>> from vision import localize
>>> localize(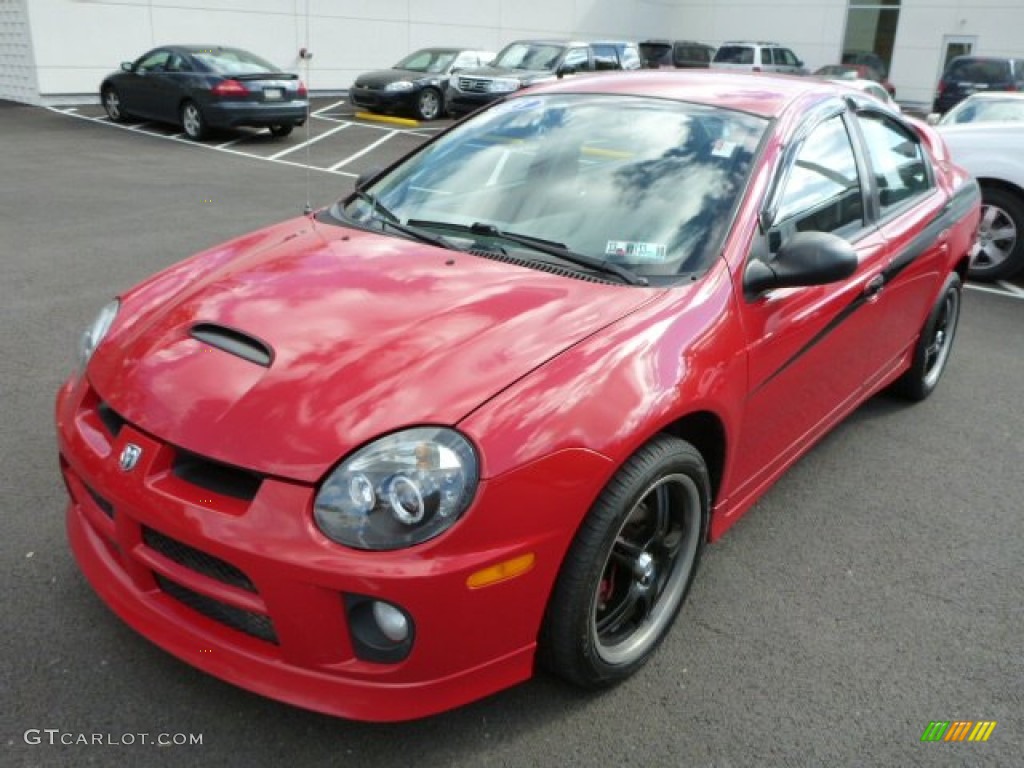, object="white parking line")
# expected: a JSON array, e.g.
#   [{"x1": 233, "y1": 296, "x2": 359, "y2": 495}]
[
  {"x1": 217, "y1": 135, "x2": 248, "y2": 148},
  {"x1": 48, "y1": 107, "x2": 358, "y2": 177},
  {"x1": 997, "y1": 279, "x2": 1024, "y2": 298},
  {"x1": 312, "y1": 99, "x2": 347, "y2": 116},
  {"x1": 328, "y1": 131, "x2": 397, "y2": 170},
  {"x1": 965, "y1": 282, "x2": 1024, "y2": 300},
  {"x1": 268, "y1": 122, "x2": 352, "y2": 160}
]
